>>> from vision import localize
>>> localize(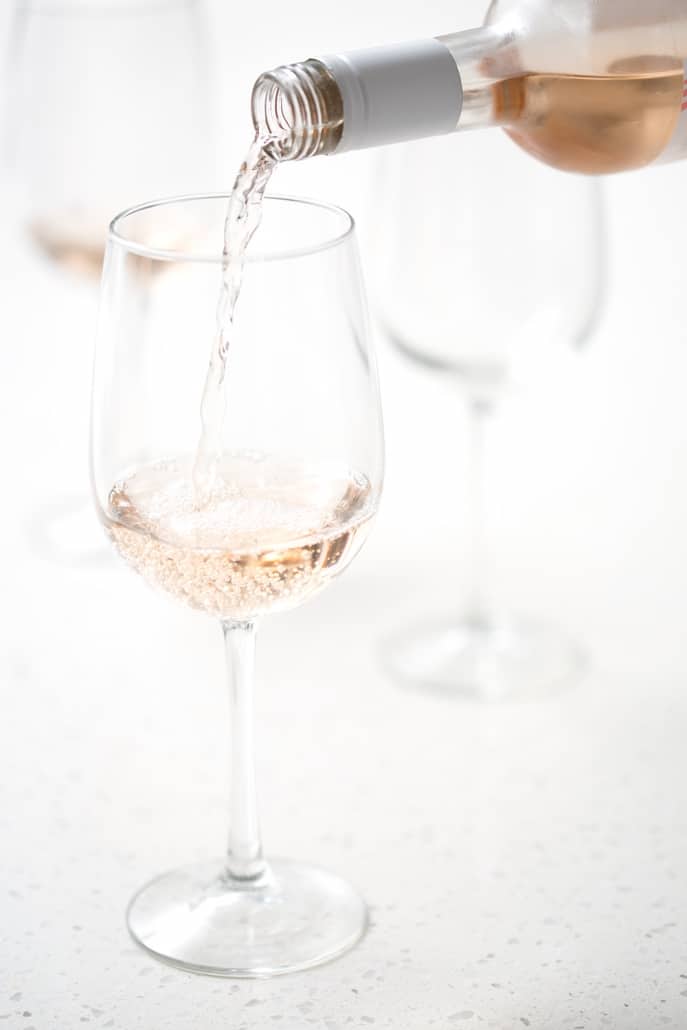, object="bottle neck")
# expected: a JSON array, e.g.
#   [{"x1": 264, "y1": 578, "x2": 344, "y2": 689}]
[
  {"x1": 251, "y1": 60, "x2": 344, "y2": 160},
  {"x1": 254, "y1": 36, "x2": 475, "y2": 160},
  {"x1": 251, "y1": 27, "x2": 512, "y2": 160}
]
